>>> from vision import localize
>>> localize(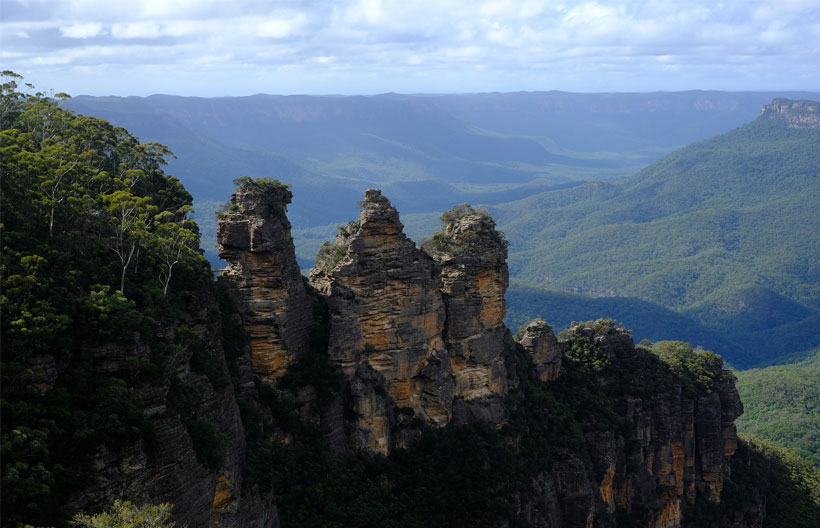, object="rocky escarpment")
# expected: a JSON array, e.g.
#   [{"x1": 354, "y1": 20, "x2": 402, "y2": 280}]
[
  {"x1": 62, "y1": 288, "x2": 276, "y2": 528},
  {"x1": 548, "y1": 323, "x2": 744, "y2": 528},
  {"x1": 217, "y1": 179, "x2": 313, "y2": 384},
  {"x1": 761, "y1": 98, "x2": 820, "y2": 129},
  {"x1": 308, "y1": 191, "x2": 513, "y2": 452},
  {"x1": 210, "y1": 184, "x2": 758, "y2": 527}
]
